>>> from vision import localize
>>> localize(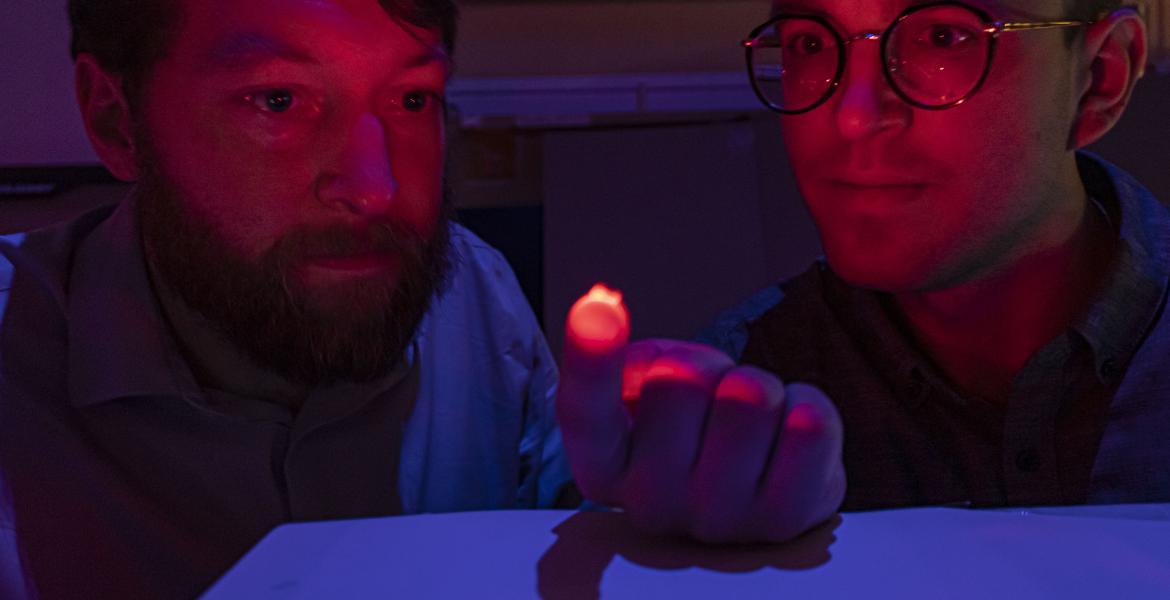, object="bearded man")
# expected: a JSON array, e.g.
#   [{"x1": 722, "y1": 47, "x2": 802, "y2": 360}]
[{"x1": 0, "y1": 1, "x2": 565, "y2": 598}]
